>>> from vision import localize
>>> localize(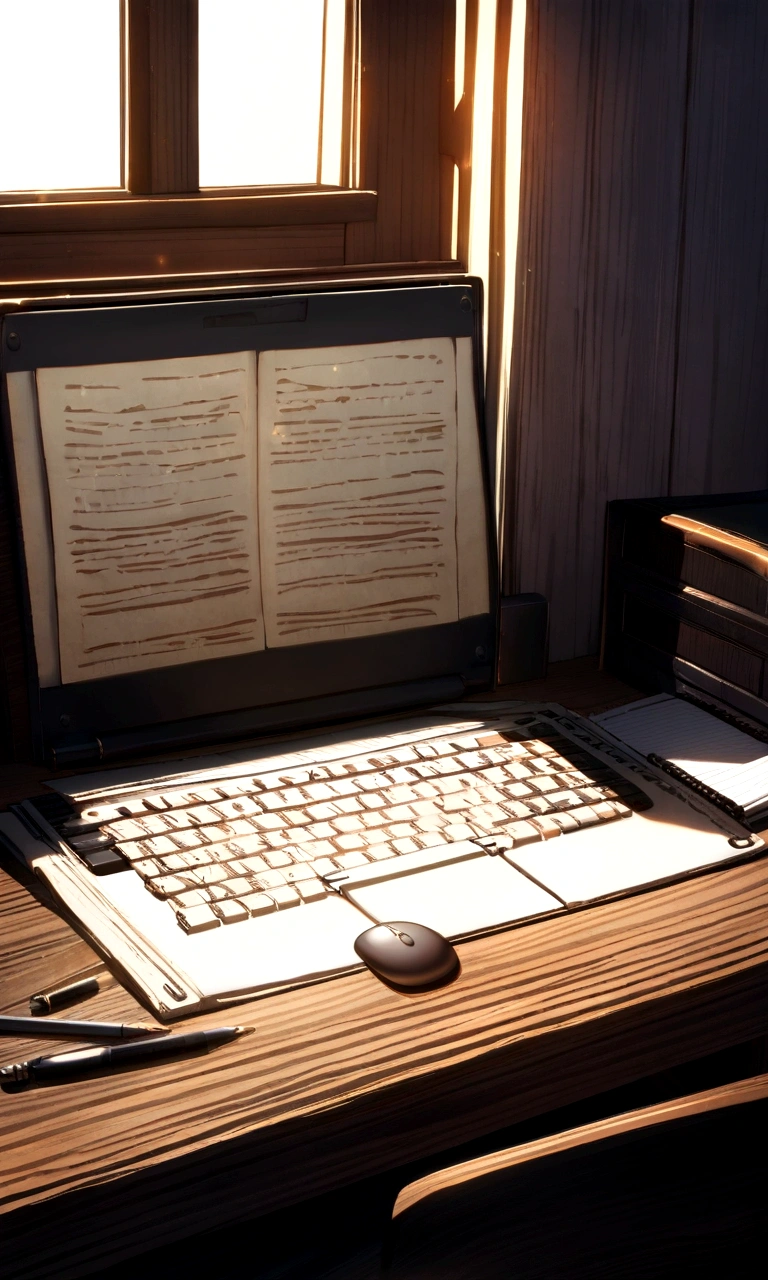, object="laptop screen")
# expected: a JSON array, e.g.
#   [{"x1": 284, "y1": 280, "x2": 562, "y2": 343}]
[{"x1": 2, "y1": 281, "x2": 495, "y2": 761}]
